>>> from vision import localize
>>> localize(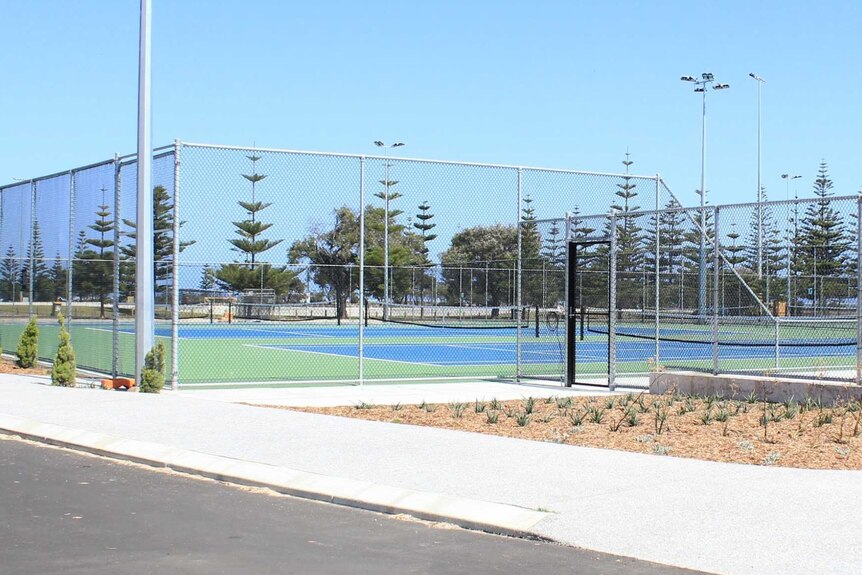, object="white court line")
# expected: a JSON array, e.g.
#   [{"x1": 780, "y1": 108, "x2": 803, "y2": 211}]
[
  {"x1": 242, "y1": 344, "x2": 438, "y2": 367},
  {"x1": 81, "y1": 326, "x2": 186, "y2": 341}
]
